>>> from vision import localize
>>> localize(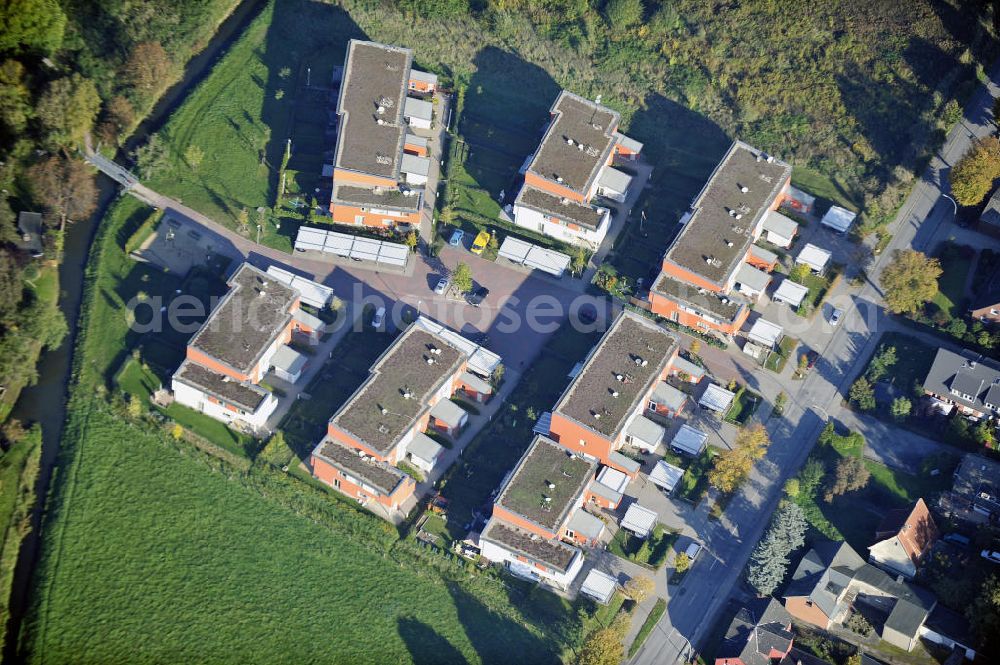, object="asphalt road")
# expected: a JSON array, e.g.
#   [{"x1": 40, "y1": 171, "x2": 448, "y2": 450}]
[{"x1": 630, "y1": 59, "x2": 1000, "y2": 665}]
